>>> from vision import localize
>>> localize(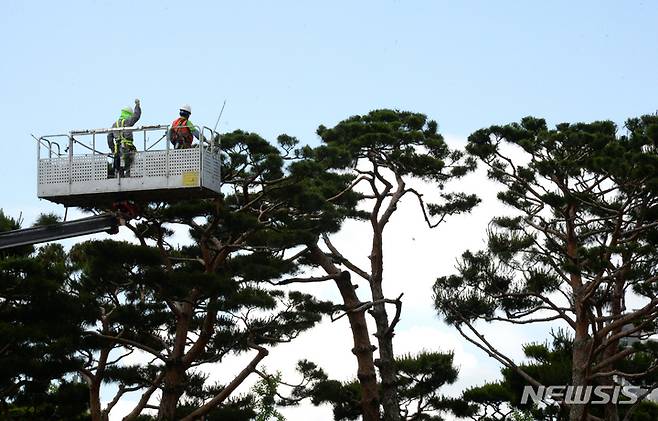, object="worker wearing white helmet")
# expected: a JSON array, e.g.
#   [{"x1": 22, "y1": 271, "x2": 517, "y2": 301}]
[{"x1": 169, "y1": 104, "x2": 200, "y2": 149}]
